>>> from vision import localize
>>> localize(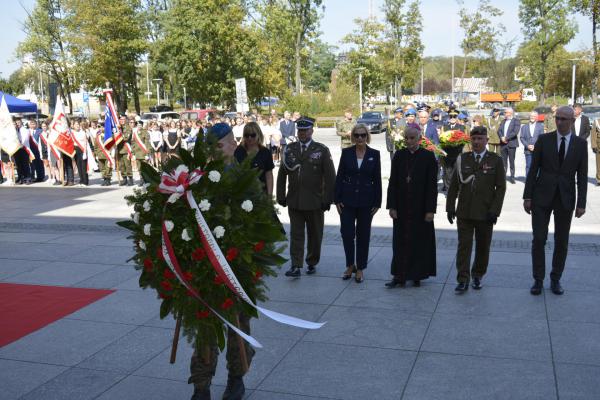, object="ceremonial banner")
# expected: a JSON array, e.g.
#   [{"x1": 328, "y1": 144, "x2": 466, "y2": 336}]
[
  {"x1": 0, "y1": 96, "x2": 22, "y2": 156},
  {"x1": 103, "y1": 90, "x2": 122, "y2": 150},
  {"x1": 49, "y1": 98, "x2": 75, "y2": 158}
]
